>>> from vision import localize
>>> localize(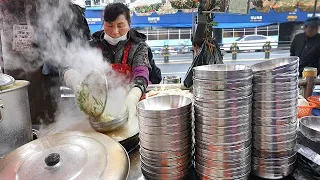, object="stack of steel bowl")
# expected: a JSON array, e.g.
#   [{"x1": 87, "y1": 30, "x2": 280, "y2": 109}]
[
  {"x1": 251, "y1": 57, "x2": 299, "y2": 179},
  {"x1": 192, "y1": 65, "x2": 253, "y2": 180},
  {"x1": 137, "y1": 95, "x2": 193, "y2": 180}
]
